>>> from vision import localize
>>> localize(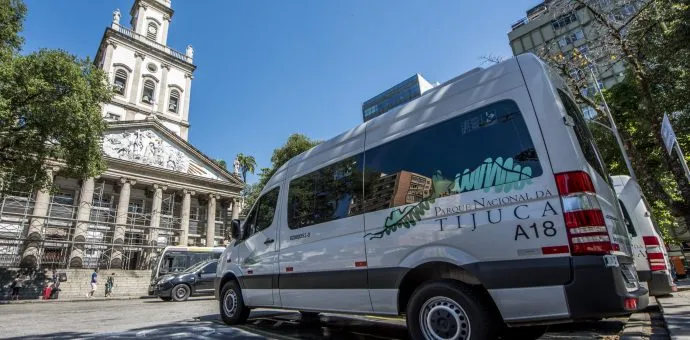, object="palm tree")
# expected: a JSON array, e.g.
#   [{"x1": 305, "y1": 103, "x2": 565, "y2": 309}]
[{"x1": 236, "y1": 153, "x2": 256, "y2": 184}]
